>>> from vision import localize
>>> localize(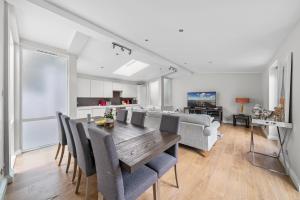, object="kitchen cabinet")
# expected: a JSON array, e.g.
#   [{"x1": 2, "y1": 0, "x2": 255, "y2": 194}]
[
  {"x1": 77, "y1": 77, "x2": 137, "y2": 98},
  {"x1": 77, "y1": 78, "x2": 91, "y2": 97},
  {"x1": 91, "y1": 80, "x2": 103, "y2": 97},
  {"x1": 122, "y1": 84, "x2": 137, "y2": 97},
  {"x1": 112, "y1": 82, "x2": 123, "y2": 91},
  {"x1": 103, "y1": 81, "x2": 113, "y2": 97}
]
